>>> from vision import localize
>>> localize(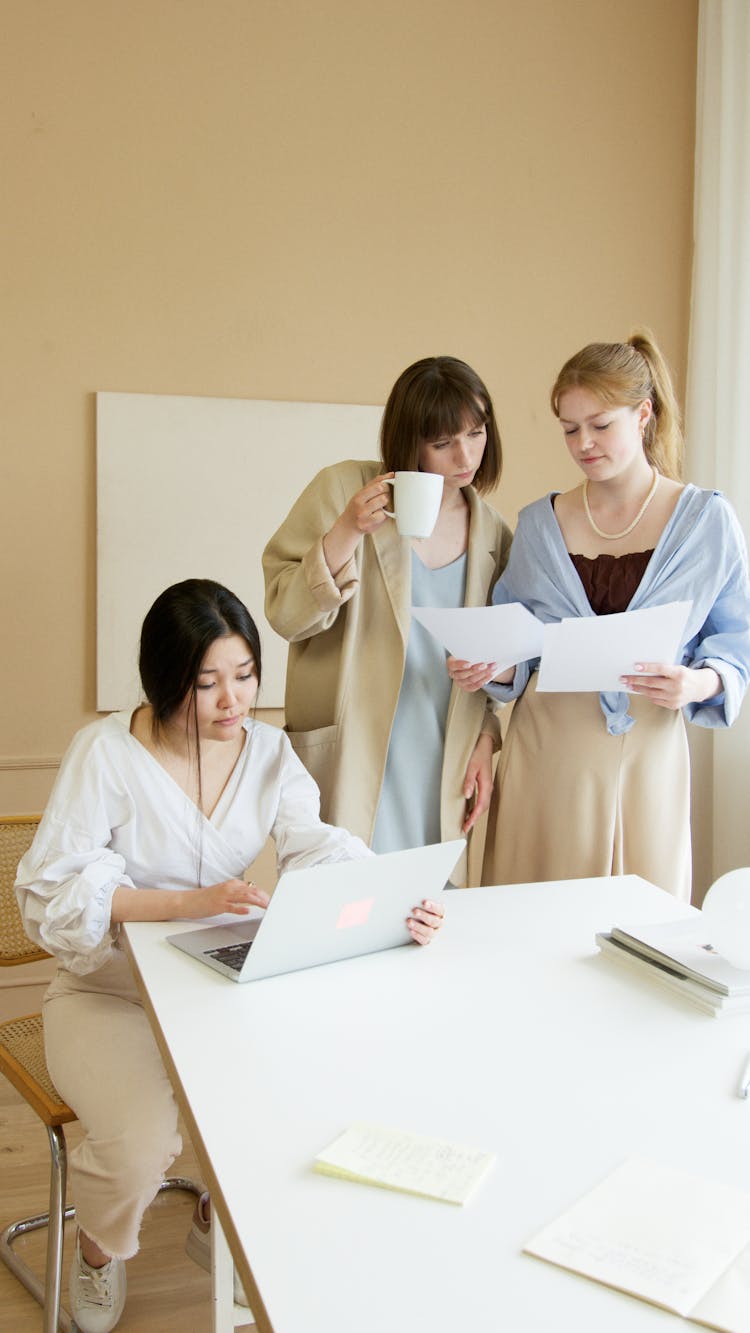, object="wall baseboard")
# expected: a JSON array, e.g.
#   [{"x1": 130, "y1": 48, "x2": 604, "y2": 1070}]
[
  {"x1": 0, "y1": 756, "x2": 61, "y2": 772},
  {"x1": 0, "y1": 761, "x2": 61, "y2": 815}
]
